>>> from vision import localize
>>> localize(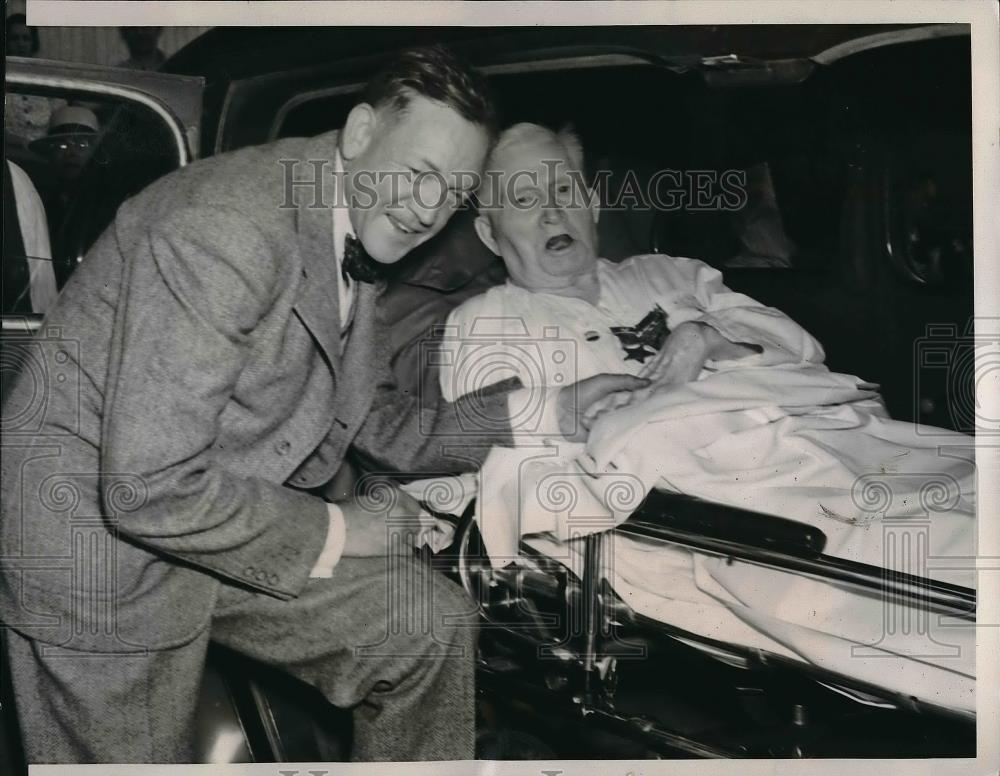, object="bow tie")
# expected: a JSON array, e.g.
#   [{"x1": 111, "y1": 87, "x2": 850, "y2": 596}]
[{"x1": 341, "y1": 234, "x2": 380, "y2": 284}]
